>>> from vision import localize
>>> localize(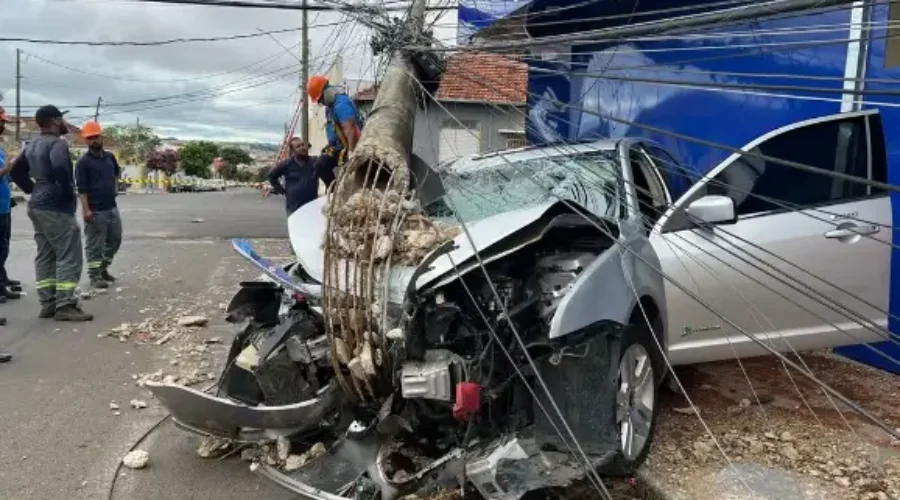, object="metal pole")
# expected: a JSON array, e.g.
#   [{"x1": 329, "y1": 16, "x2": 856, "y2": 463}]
[
  {"x1": 94, "y1": 97, "x2": 102, "y2": 122},
  {"x1": 301, "y1": 0, "x2": 309, "y2": 143},
  {"x1": 15, "y1": 48, "x2": 21, "y2": 143}
]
